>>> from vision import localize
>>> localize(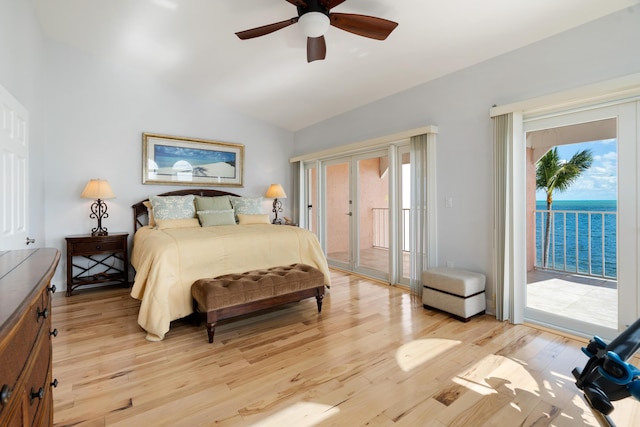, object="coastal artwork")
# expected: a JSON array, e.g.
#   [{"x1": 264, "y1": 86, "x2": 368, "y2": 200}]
[{"x1": 142, "y1": 133, "x2": 244, "y2": 187}]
